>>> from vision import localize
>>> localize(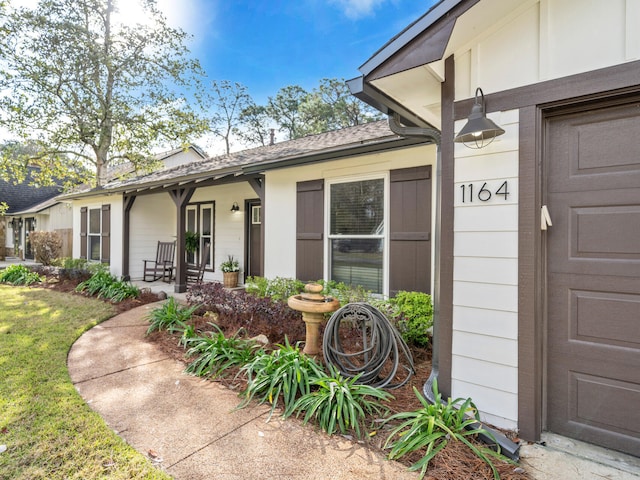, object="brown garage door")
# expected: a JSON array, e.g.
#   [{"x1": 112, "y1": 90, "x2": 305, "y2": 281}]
[{"x1": 545, "y1": 96, "x2": 640, "y2": 456}]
